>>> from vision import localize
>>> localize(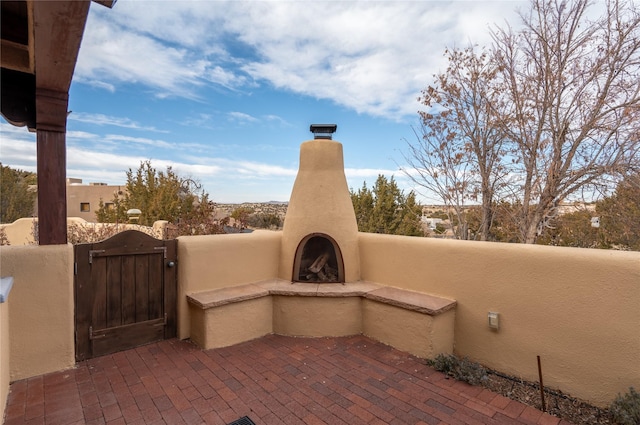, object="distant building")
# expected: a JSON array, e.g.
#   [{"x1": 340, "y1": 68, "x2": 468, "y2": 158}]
[
  {"x1": 556, "y1": 201, "x2": 596, "y2": 216},
  {"x1": 33, "y1": 178, "x2": 124, "y2": 223},
  {"x1": 421, "y1": 216, "x2": 443, "y2": 230}
]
